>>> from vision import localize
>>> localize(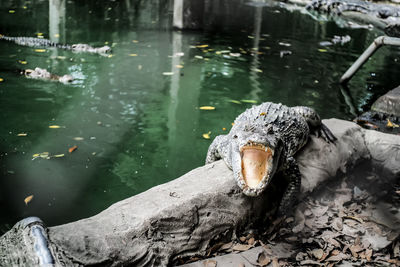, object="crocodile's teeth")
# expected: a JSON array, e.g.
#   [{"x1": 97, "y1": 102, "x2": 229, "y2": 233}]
[{"x1": 241, "y1": 146, "x2": 273, "y2": 189}]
